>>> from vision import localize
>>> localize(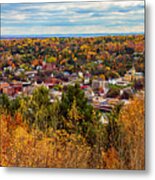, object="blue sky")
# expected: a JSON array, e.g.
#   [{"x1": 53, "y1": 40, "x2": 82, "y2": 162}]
[{"x1": 1, "y1": 0, "x2": 144, "y2": 35}]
